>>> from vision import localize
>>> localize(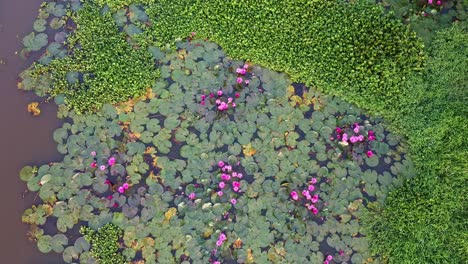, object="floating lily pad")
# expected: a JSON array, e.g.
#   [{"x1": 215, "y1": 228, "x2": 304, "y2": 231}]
[
  {"x1": 20, "y1": 166, "x2": 35, "y2": 181},
  {"x1": 23, "y1": 32, "x2": 48, "y2": 51}
]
